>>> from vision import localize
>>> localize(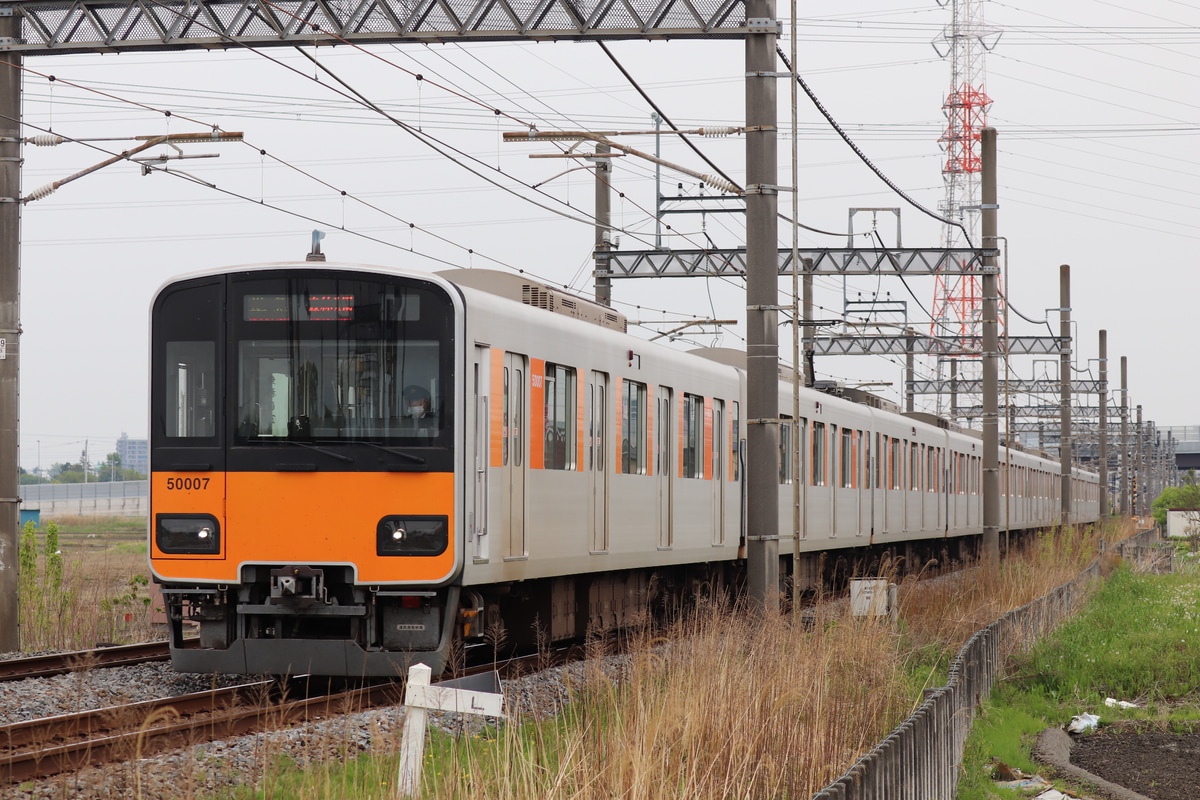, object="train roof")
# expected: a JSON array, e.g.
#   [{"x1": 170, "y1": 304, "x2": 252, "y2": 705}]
[{"x1": 437, "y1": 269, "x2": 627, "y2": 333}]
